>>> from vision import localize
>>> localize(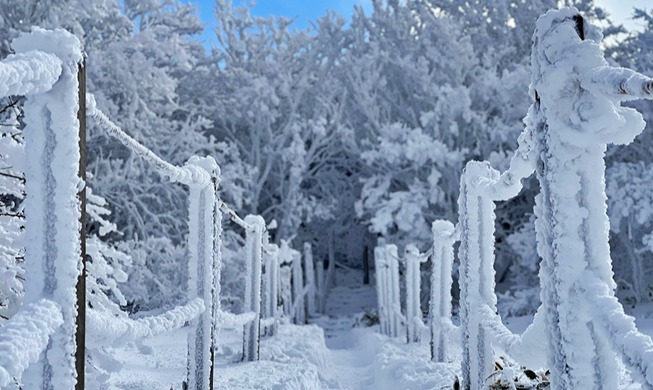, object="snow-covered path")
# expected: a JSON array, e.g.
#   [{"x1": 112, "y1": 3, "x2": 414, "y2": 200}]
[{"x1": 319, "y1": 328, "x2": 379, "y2": 389}]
